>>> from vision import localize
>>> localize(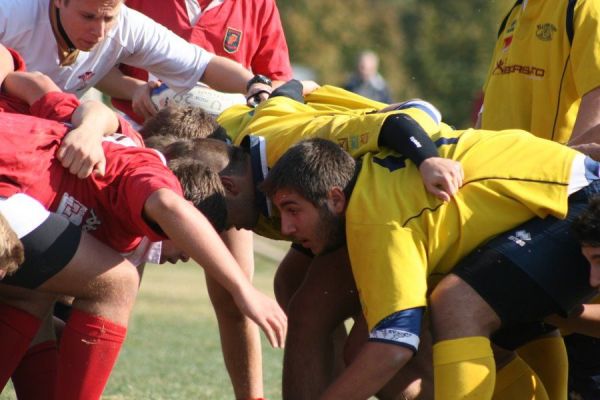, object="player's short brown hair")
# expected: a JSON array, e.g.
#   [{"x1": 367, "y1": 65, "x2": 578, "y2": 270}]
[
  {"x1": 0, "y1": 213, "x2": 24, "y2": 276},
  {"x1": 161, "y1": 138, "x2": 248, "y2": 178},
  {"x1": 573, "y1": 196, "x2": 600, "y2": 247},
  {"x1": 141, "y1": 105, "x2": 228, "y2": 143},
  {"x1": 168, "y1": 157, "x2": 228, "y2": 232},
  {"x1": 261, "y1": 138, "x2": 356, "y2": 207}
]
